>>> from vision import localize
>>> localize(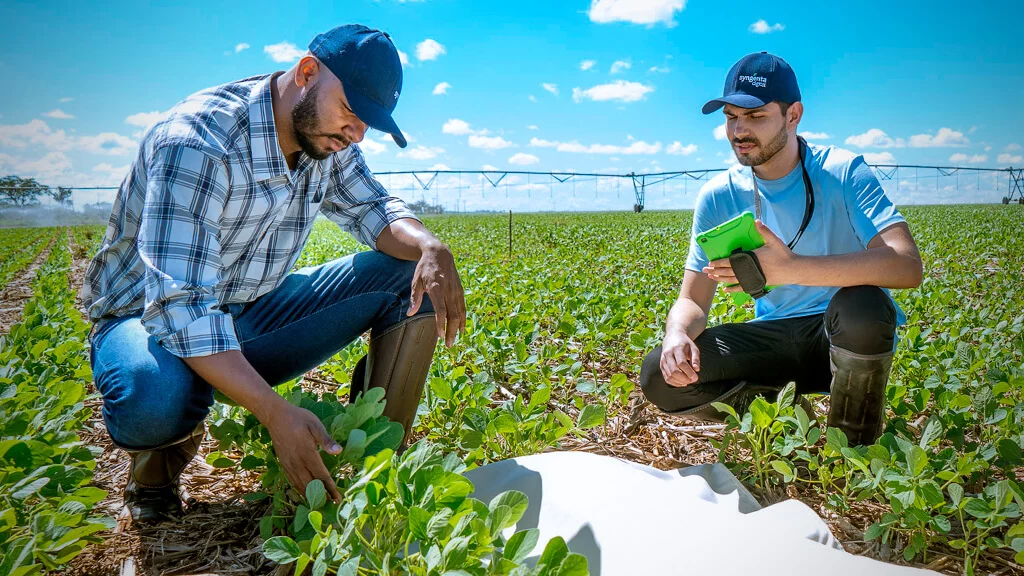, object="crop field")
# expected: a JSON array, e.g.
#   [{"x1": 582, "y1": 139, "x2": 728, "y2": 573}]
[{"x1": 0, "y1": 205, "x2": 1022, "y2": 575}]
